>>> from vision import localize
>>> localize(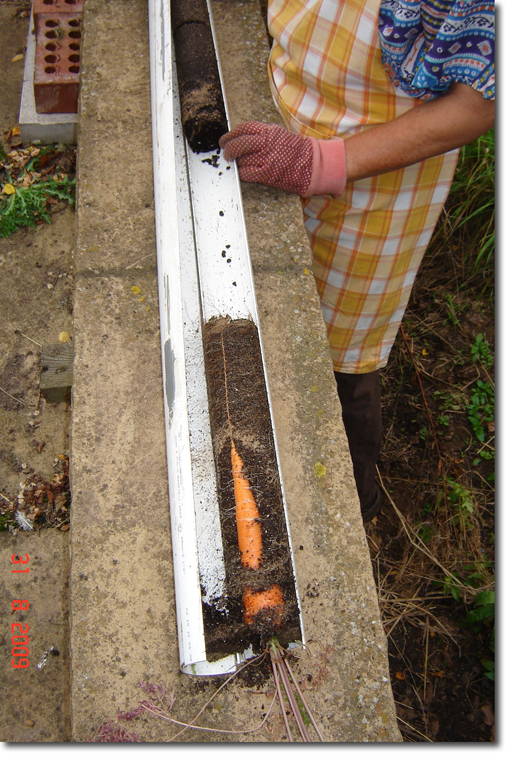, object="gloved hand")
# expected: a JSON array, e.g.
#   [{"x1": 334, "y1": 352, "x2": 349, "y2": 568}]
[{"x1": 219, "y1": 121, "x2": 347, "y2": 197}]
